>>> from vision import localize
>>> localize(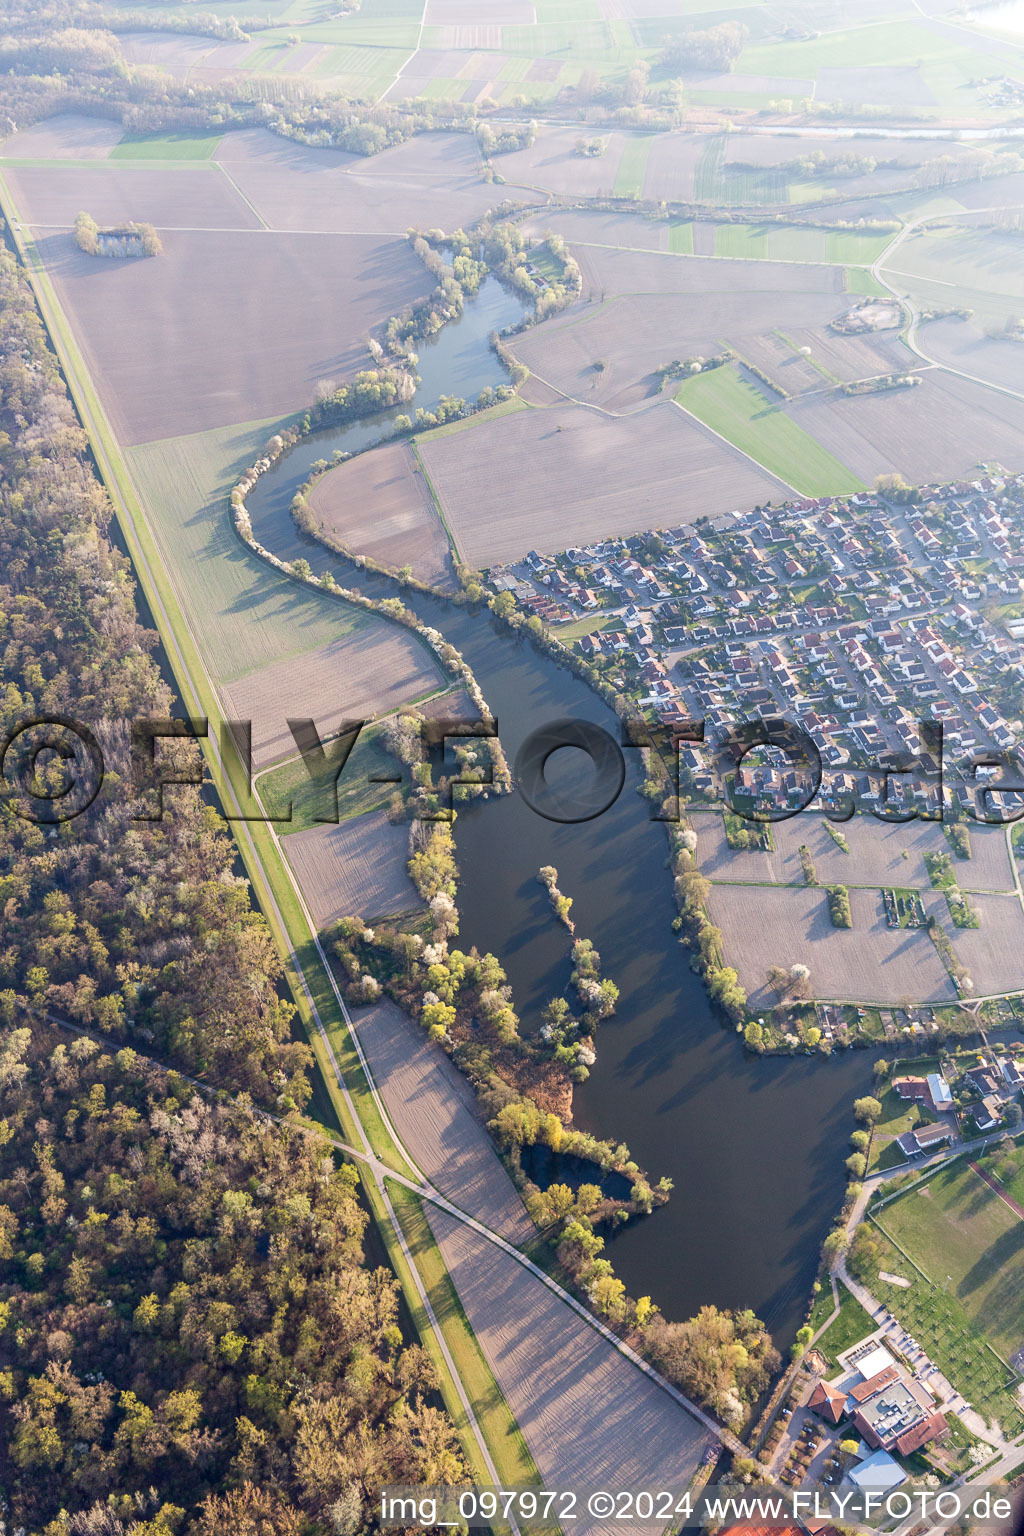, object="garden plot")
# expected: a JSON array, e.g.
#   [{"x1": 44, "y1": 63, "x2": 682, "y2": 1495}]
[
  {"x1": 693, "y1": 814, "x2": 1015, "y2": 894},
  {"x1": 706, "y1": 884, "x2": 955, "y2": 1005},
  {"x1": 281, "y1": 811, "x2": 421, "y2": 926},
  {"x1": 417, "y1": 399, "x2": 787, "y2": 564},
  {"x1": 308, "y1": 439, "x2": 456, "y2": 589}
]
